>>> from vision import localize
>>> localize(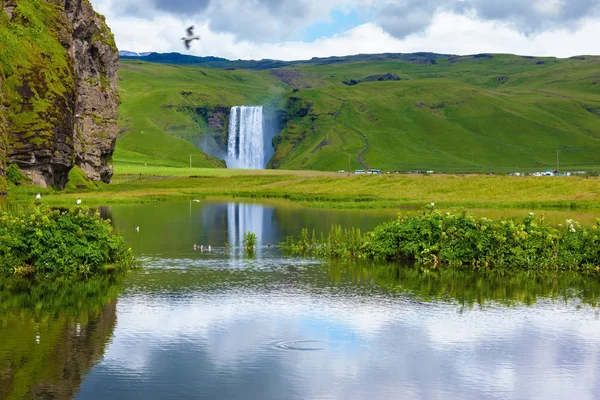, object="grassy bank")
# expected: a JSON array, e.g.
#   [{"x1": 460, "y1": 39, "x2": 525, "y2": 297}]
[{"x1": 6, "y1": 166, "x2": 600, "y2": 211}]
